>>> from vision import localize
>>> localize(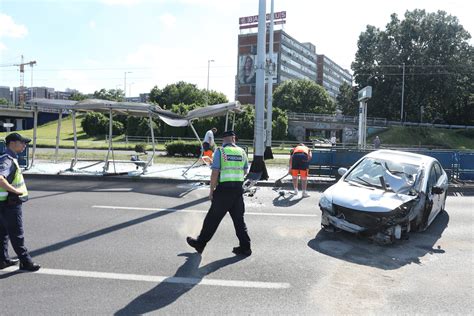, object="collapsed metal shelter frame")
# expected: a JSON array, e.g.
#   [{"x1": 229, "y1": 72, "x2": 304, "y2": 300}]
[{"x1": 26, "y1": 98, "x2": 243, "y2": 175}]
